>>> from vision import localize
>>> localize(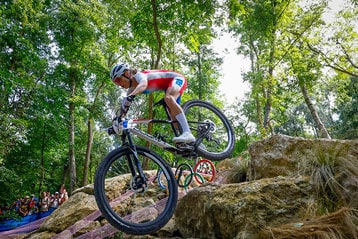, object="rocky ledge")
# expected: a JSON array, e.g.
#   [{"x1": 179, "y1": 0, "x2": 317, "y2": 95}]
[{"x1": 6, "y1": 134, "x2": 358, "y2": 239}]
